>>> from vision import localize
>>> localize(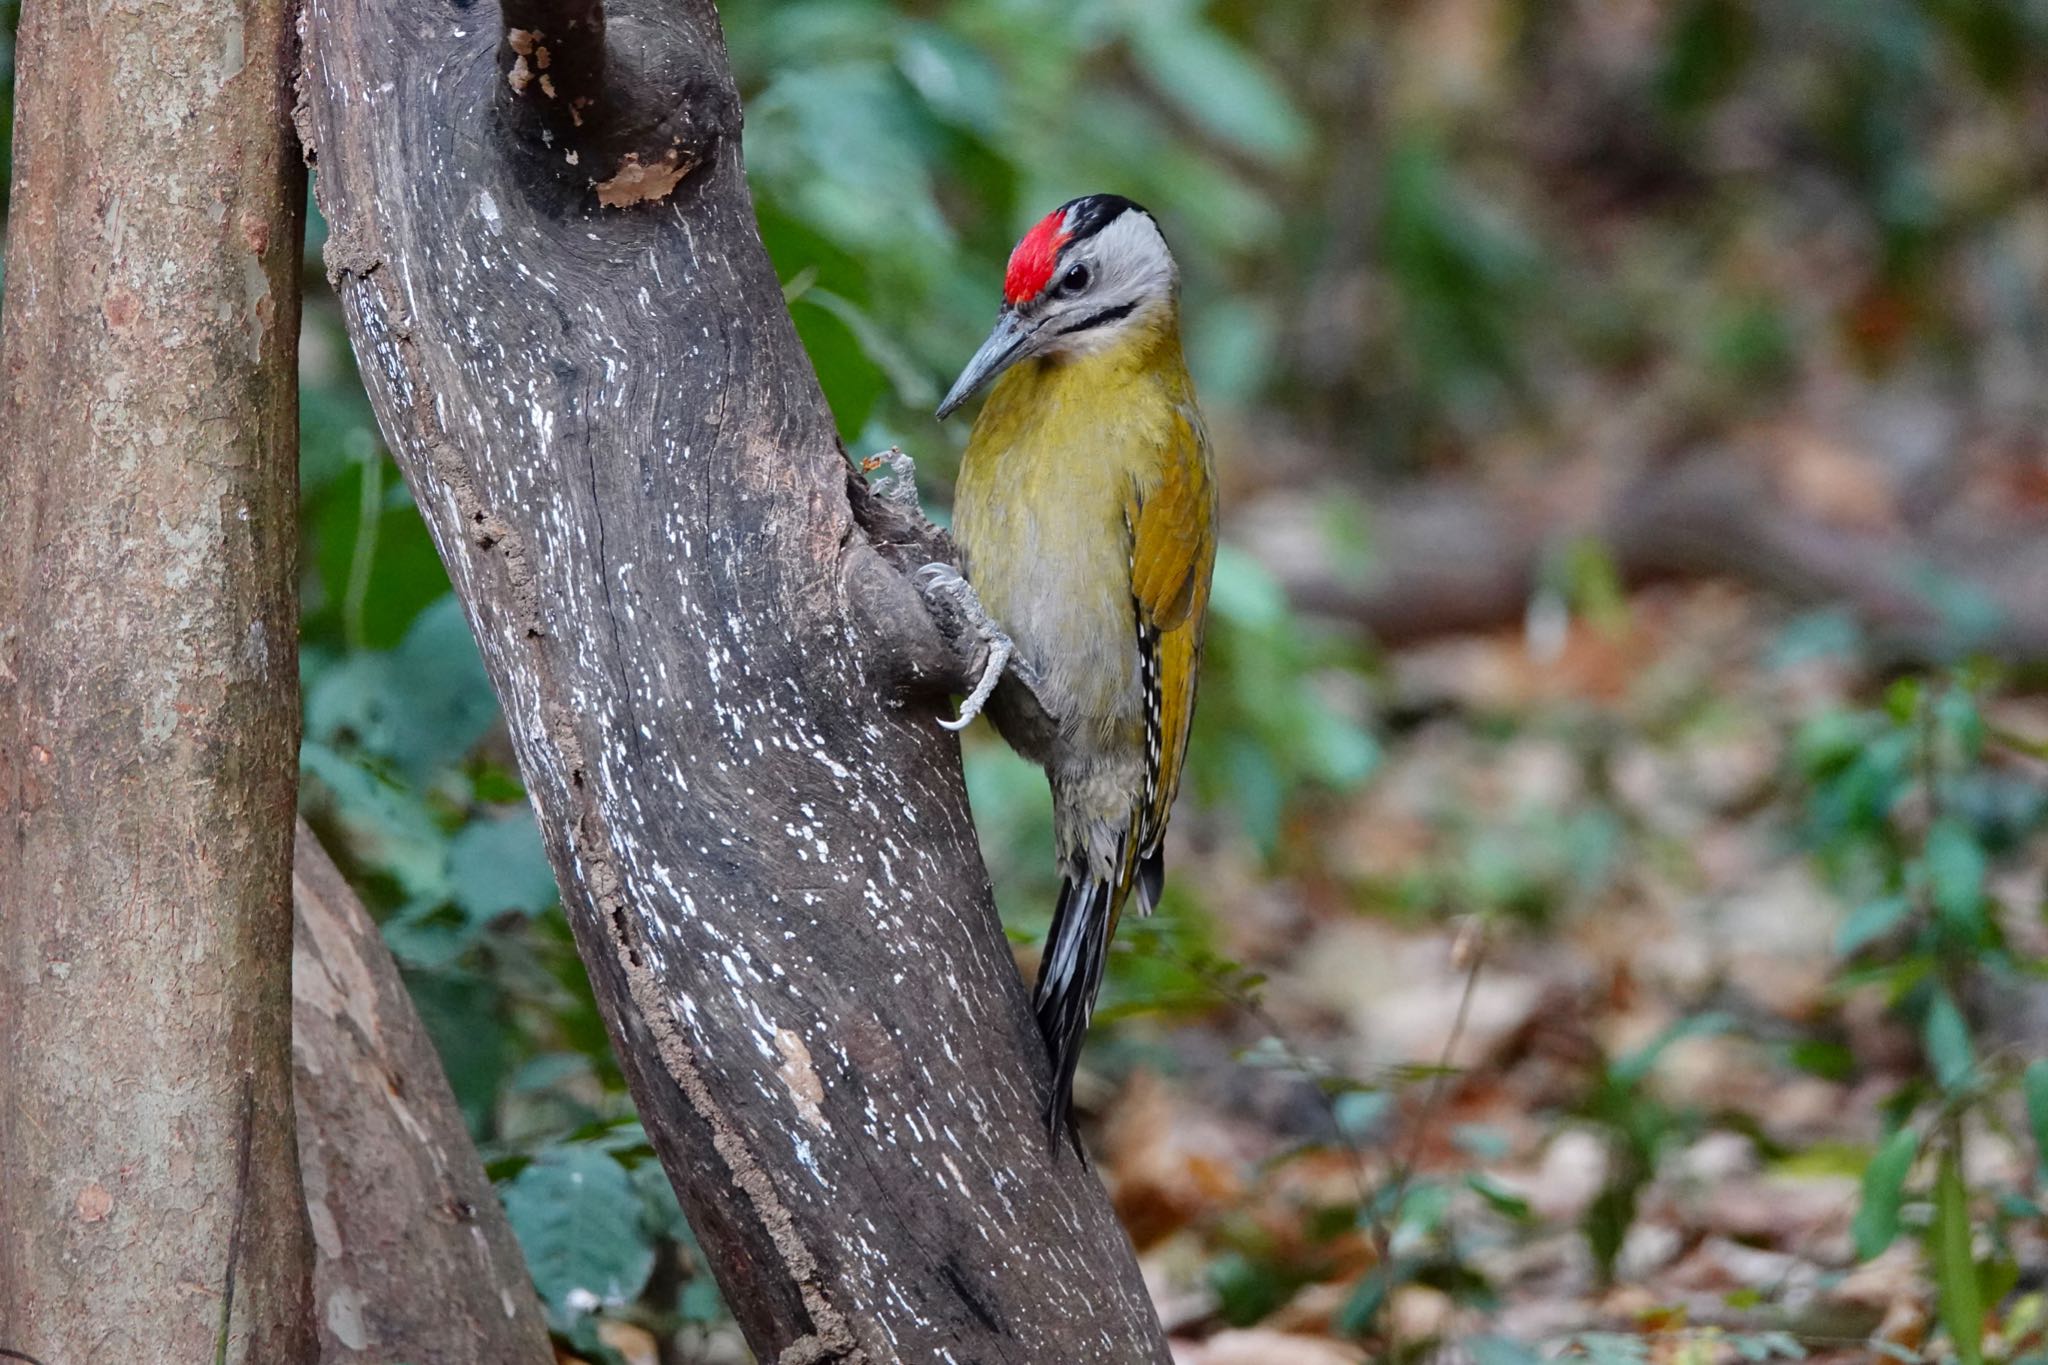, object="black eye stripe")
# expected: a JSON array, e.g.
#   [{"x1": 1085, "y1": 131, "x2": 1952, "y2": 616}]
[{"x1": 1056, "y1": 300, "x2": 1138, "y2": 335}]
